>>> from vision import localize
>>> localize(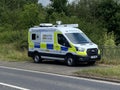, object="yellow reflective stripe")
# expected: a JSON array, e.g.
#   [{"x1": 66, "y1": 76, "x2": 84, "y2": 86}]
[
  {"x1": 76, "y1": 51, "x2": 87, "y2": 56},
  {"x1": 54, "y1": 31, "x2": 61, "y2": 51},
  {"x1": 70, "y1": 42, "x2": 87, "y2": 56},
  {"x1": 68, "y1": 48, "x2": 74, "y2": 52},
  {"x1": 54, "y1": 45, "x2": 61, "y2": 50},
  {"x1": 40, "y1": 43, "x2": 46, "y2": 49},
  {"x1": 68, "y1": 43, "x2": 76, "y2": 52},
  {"x1": 28, "y1": 32, "x2": 34, "y2": 48},
  {"x1": 54, "y1": 31, "x2": 58, "y2": 44}
]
